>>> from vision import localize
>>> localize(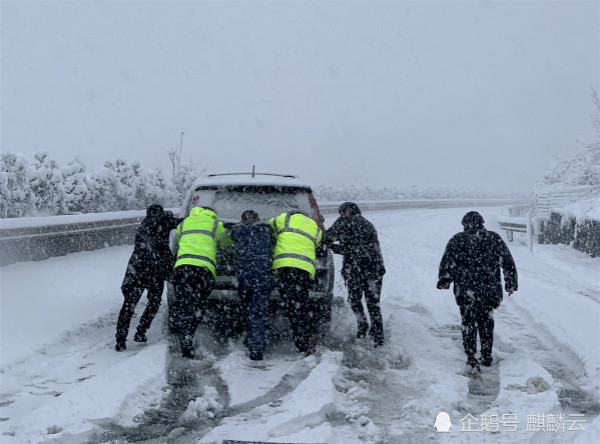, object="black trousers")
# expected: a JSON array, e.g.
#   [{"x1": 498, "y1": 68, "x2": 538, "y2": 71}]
[
  {"x1": 116, "y1": 273, "x2": 164, "y2": 343},
  {"x1": 277, "y1": 268, "x2": 316, "y2": 352},
  {"x1": 171, "y1": 265, "x2": 214, "y2": 355},
  {"x1": 459, "y1": 301, "x2": 495, "y2": 359},
  {"x1": 346, "y1": 273, "x2": 384, "y2": 343}
]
